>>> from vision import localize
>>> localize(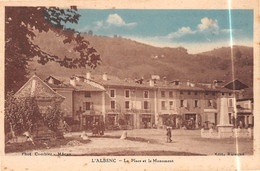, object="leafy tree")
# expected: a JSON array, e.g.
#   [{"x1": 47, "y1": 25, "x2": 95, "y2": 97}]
[
  {"x1": 43, "y1": 105, "x2": 63, "y2": 132},
  {"x1": 5, "y1": 92, "x2": 41, "y2": 135},
  {"x1": 87, "y1": 30, "x2": 93, "y2": 36},
  {"x1": 5, "y1": 7, "x2": 101, "y2": 92}
]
